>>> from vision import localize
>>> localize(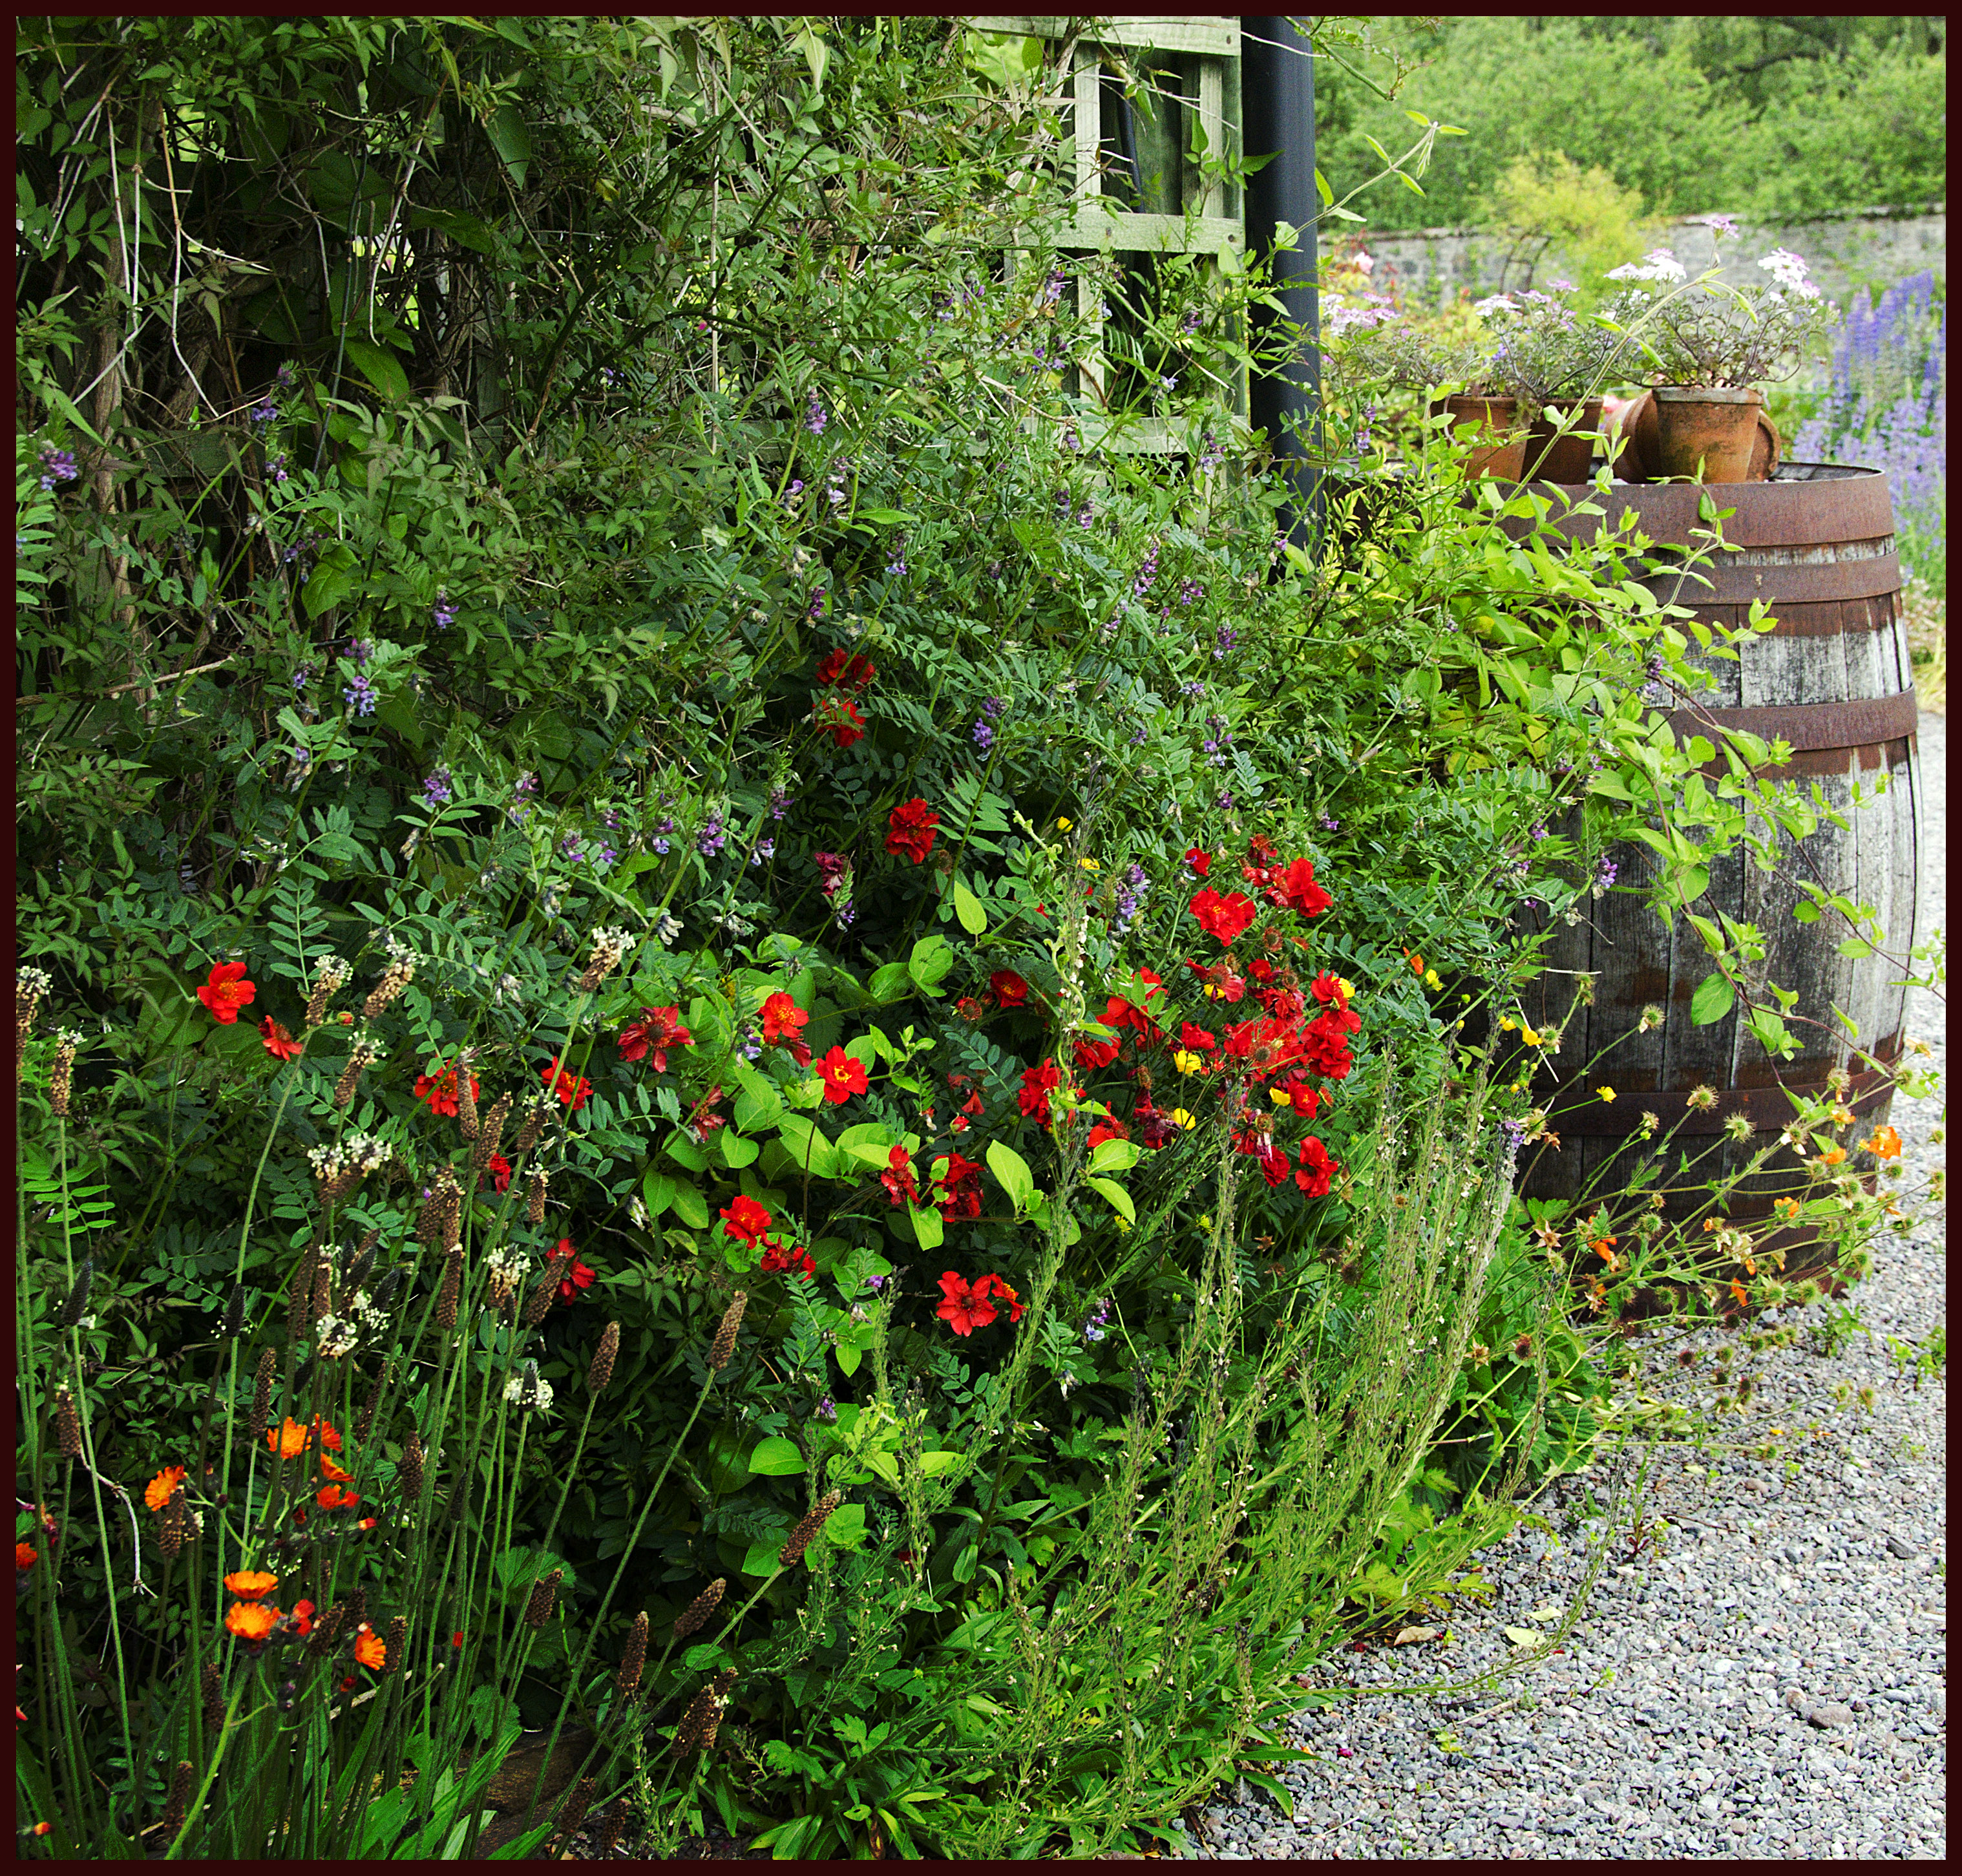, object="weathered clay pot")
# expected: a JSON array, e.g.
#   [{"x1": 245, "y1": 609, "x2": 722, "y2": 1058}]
[
  {"x1": 1522, "y1": 398, "x2": 1605, "y2": 483},
  {"x1": 1608, "y1": 392, "x2": 1781, "y2": 483},
  {"x1": 1434, "y1": 393, "x2": 1525, "y2": 480},
  {"x1": 1651, "y1": 384, "x2": 1766, "y2": 482}
]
